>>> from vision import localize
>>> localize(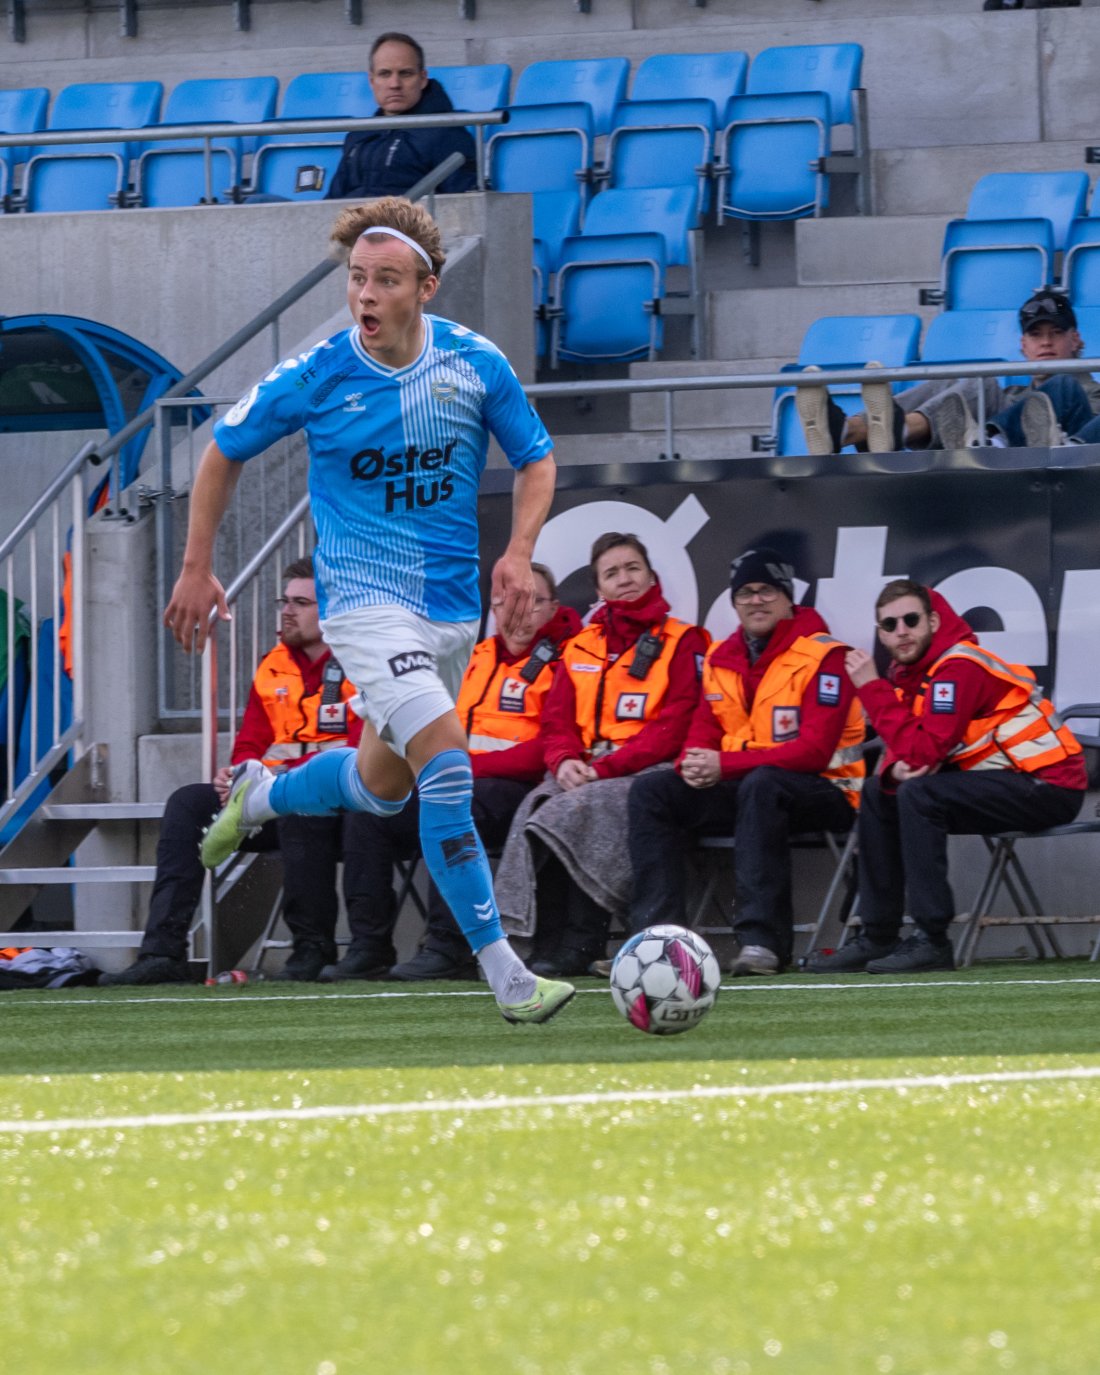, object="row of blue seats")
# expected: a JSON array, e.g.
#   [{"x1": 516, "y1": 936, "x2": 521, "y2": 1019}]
[
  {"x1": 0, "y1": 44, "x2": 865, "y2": 215},
  {"x1": 771, "y1": 309, "x2": 1100, "y2": 455},
  {"x1": 936, "y1": 171, "x2": 1100, "y2": 311}
]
